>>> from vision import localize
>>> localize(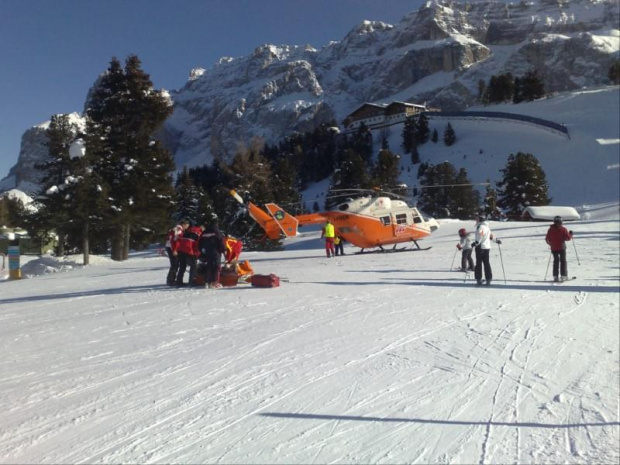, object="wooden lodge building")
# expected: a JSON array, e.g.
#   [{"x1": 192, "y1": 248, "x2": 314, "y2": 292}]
[{"x1": 343, "y1": 101, "x2": 437, "y2": 131}]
